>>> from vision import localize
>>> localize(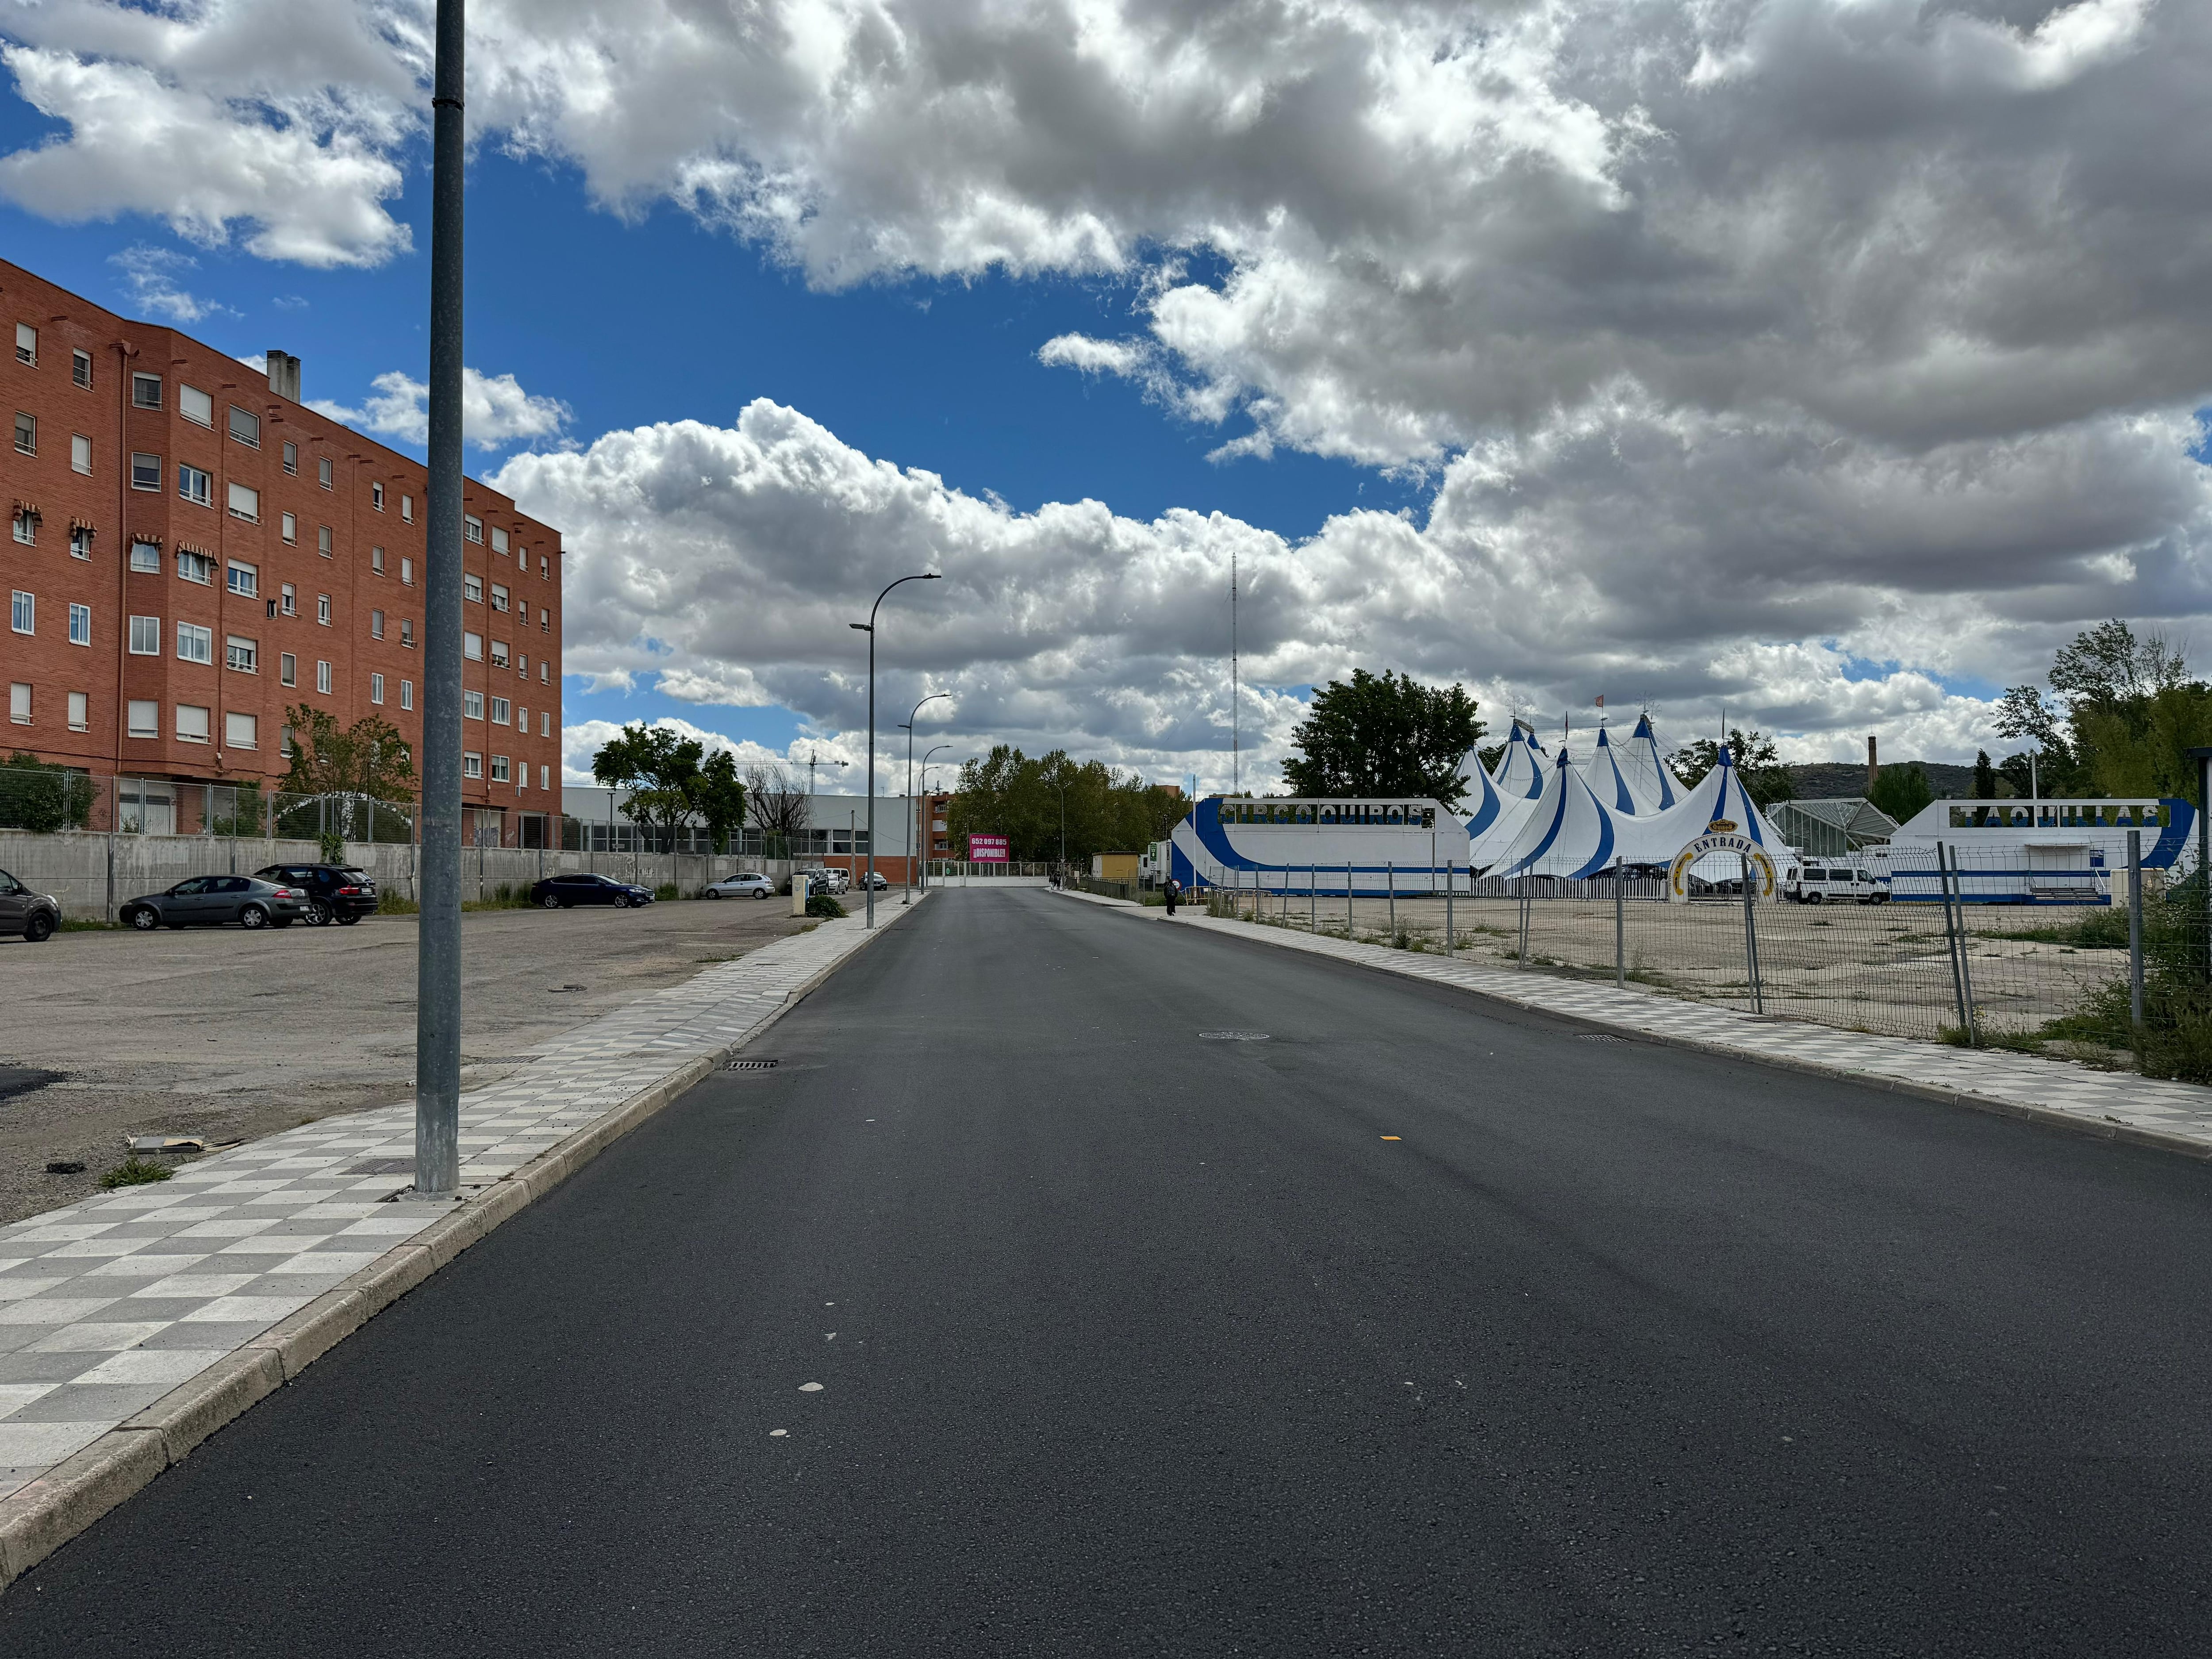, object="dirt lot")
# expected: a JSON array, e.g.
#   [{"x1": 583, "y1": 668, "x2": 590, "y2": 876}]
[{"x1": 0, "y1": 893, "x2": 828, "y2": 1223}]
